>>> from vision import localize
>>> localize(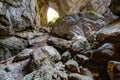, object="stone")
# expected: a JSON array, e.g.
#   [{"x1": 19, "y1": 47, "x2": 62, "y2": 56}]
[
  {"x1": 28, "y1": 33, "x2": 48, "y2": 46},
  {"x1": 0, "y1": 0, "x2": 40, "y2": 36},
  {"x1": 96, "y1": 20, "x2": 120, "y2": 44},
  {"x1": 107, "y1": 61, "x2": 120, "y2": 80},
  {"x1": 51, "y1": 12, "x2": 106, "y2": 40},
  {"x1": 13, "y1": 49, "x2": 33, "y2": 62},
  {"x1": 80, "y1": 68, "x2": 93, "y2": 79},
  {"x1": 47, "y1": 36, "x2": 72, "y2": 52},
  {"x1": 39, "y1": 0, "x2": 116, "y2": 26},
  {"x1": 0, "y1": 37, "x2": 28, "y2": 54},
  {"x1": 61, "y1": 51, "x2": 72, "y2": 63},
  {"x1": 68, "y1": 73, "x2": 93, "y2": 80},
  {"x1": 0, "y1": 47, "x2": 11, "y2": 61},
  {"x1": 74, "y1": 54, "x2": 89, "y2": 66},
  {"x1": 23, "y1": 71, "x2": 37, "y2": 80},
  {"x1": 0, "y1": 58, "x2": 30, "y2": 80},
  {"x1": 110, "y1": 0, "x2": 120, "y2": 16},
  {"x1": 30, "y1": 46, "x2": 61, "y2": 70},
  {"x1": 0, "y1": 70, "x2": 14, "y2": 80},
  {"x1": 65, "y1": 60, "x2": 80, "y2": 73},
  {"x1": 71, "y1": 36, "x2": 91, "y2": 53},
  {"x1": 91, "y1": 43, "x2": 114, "y2": 65},
  {"x1": 53, "y1": 62, "x2": 68, "y2": 80}
]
